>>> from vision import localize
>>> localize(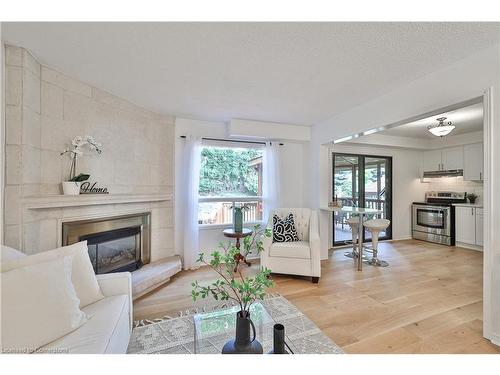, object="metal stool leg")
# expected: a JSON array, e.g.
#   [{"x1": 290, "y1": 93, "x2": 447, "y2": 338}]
[
  {"x1": 365, "y1": 229, "x2": 389, "y2": 267},
  {"x1": 344, "y1": 226, "x2": 358, "y2": 258}
]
